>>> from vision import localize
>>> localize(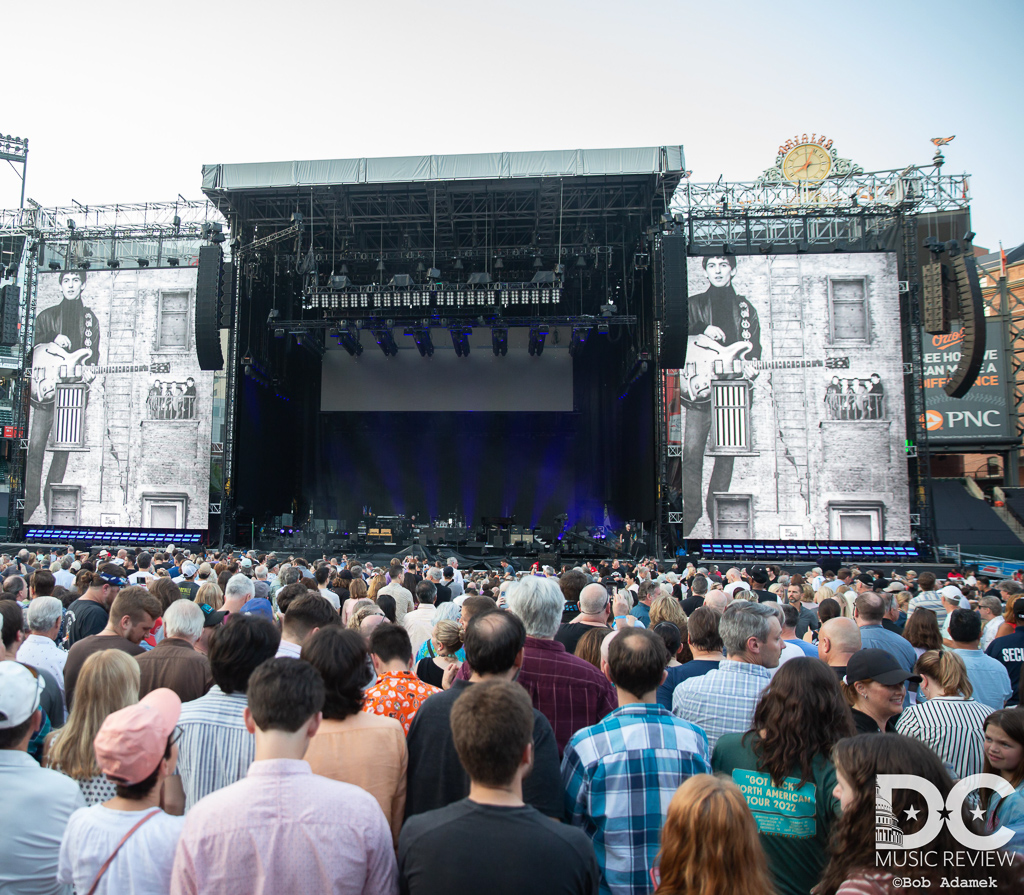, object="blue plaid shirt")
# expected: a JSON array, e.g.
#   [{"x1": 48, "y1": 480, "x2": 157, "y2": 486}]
[
  {"x1": 671, "y1": 659, "x2": 772, "y2": 753},
  {"x1": 561, "y1": 702, "x2": 711, "y2": 895}
]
